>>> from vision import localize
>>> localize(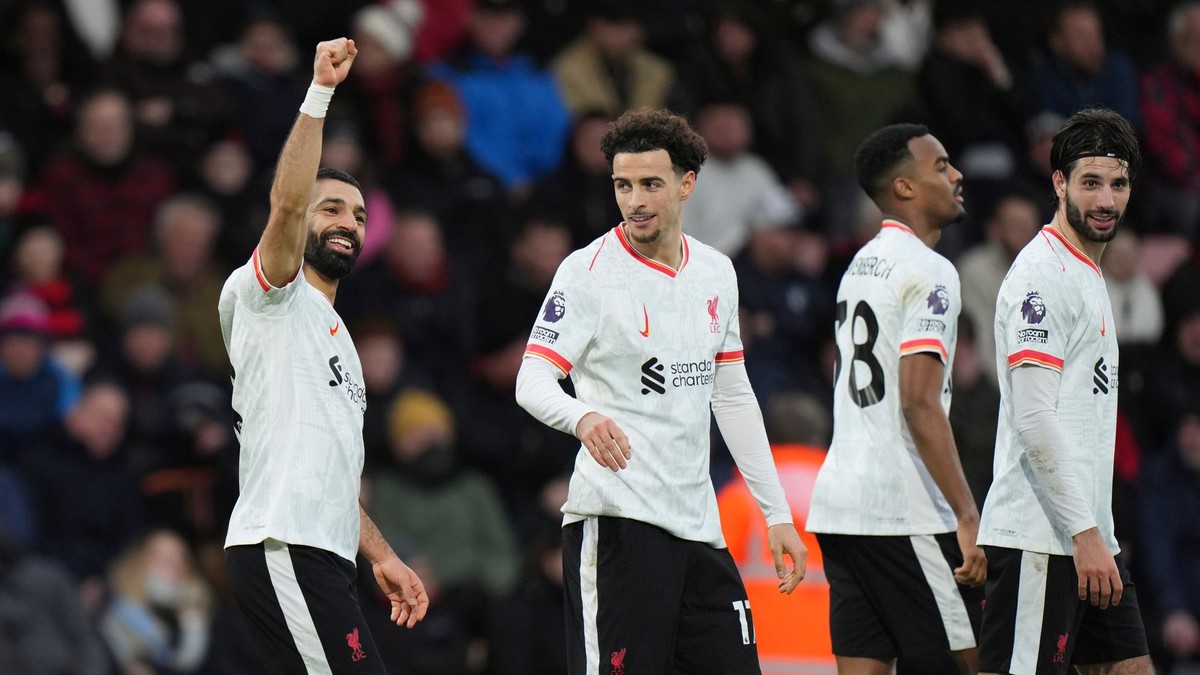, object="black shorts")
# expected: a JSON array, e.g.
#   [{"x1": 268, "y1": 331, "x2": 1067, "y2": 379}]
[
  {"x1": 225, "y1": 539, "x2": 387, "y2": 675},
  {"x1": 562, "y1": 517, "x2": 761, "y2": 674},
  {"x1": 816, "y1": 532, "x2": 984, "y2": 660},
  {"x1": 978, "y1": 547, "x2": 1148, "y2": 675}
]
